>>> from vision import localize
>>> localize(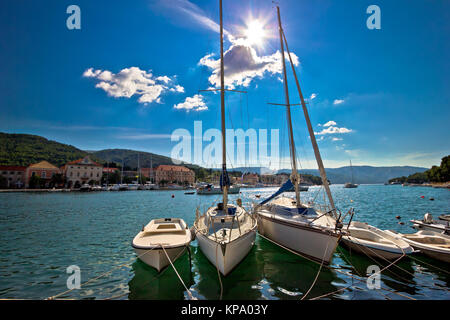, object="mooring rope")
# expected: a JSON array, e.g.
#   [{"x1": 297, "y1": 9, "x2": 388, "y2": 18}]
[
  {"x1": 46, "y1": 246, "x2": 157, "y2": 300},
  {"x1": 300, "y1": 241, "x2": 329, "y2": 300},
  {"x1": 215, "y1": 242, "x2": 224, "y2": 300},
  {"x1": 258, "y1": 233, "x2": 416, "y2": 300},
  {"x1": 161, "y1": 245, "x2": 196, "y2": 300}
]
